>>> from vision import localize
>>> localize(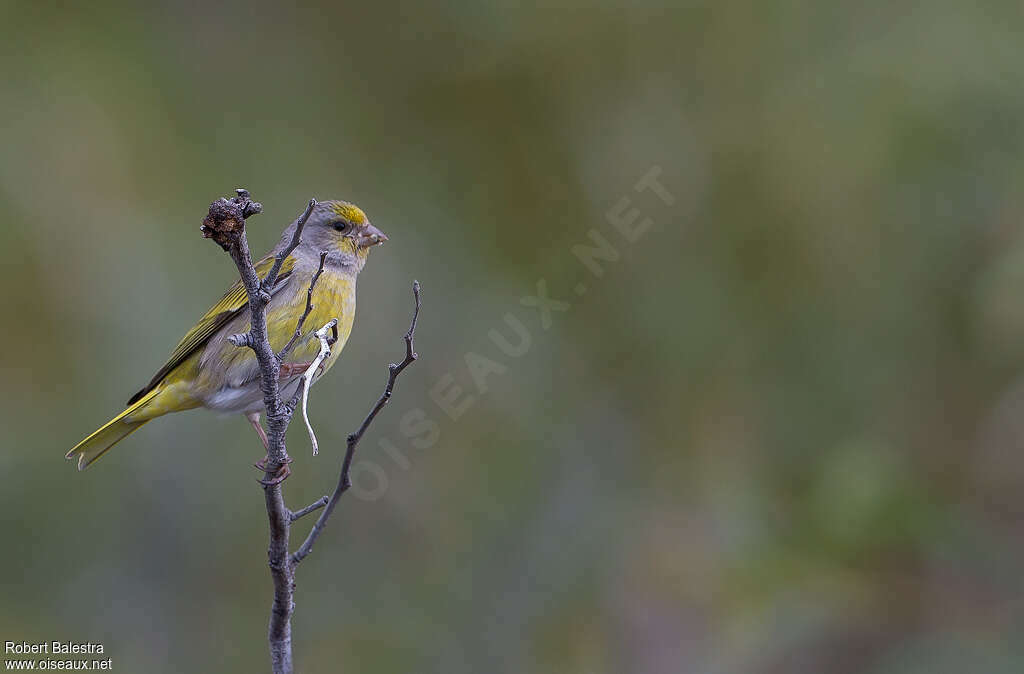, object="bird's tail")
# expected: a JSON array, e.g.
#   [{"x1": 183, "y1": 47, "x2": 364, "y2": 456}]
[{"x1": 66, "y1": 388, "x2": 160, "y2": 470}]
